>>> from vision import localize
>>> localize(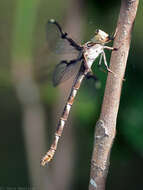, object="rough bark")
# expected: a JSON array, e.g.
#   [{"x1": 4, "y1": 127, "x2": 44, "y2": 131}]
[{"x1": 89, "y1": 0, "x2": 139, "y2": 190}]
